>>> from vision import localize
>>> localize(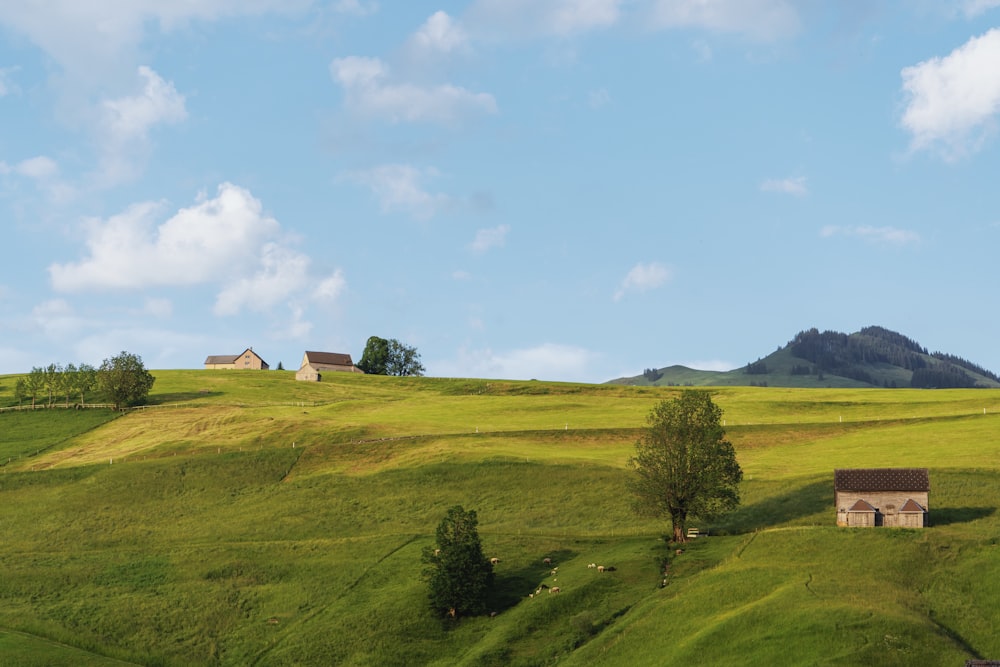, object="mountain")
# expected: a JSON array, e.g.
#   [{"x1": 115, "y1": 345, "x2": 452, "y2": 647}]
[{"x1": 608, "y1": 326, "x2": 1000, "y2": 389}]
